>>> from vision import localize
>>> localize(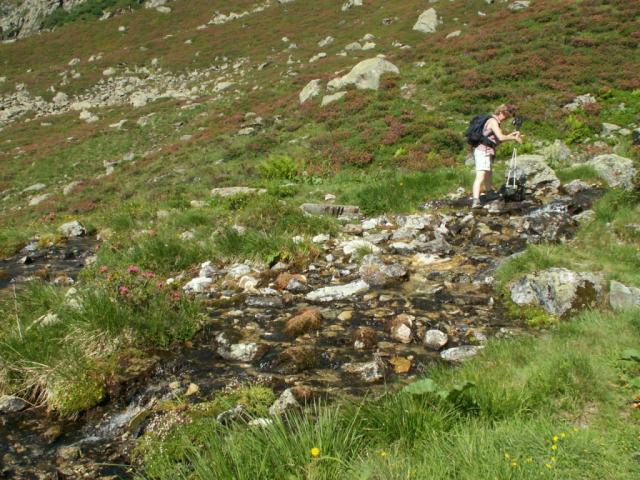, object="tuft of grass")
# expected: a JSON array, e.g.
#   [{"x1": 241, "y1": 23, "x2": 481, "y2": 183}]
[{"x1": 341, "y1": 167, "x2": 473, "y2": 215}]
